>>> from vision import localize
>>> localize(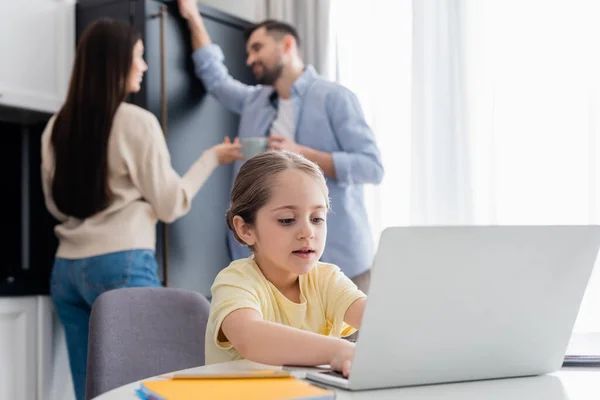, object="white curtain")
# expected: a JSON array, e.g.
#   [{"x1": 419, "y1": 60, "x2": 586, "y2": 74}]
[
  {"x1": 332, "y1": 0, "x2": 600, "y2": 333},
  {"x1": 256, "y1": 0, "x2": 336, "y2": 80},
  {"x1": 466, "y1": 0, "x2": 600, "y2": 333},
  {"x1": 411, "y1": 0, "x2": 472, "y2": 225},
  {"x1": 331, "y1": 0, "x2": 413, "y2": 239}
]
